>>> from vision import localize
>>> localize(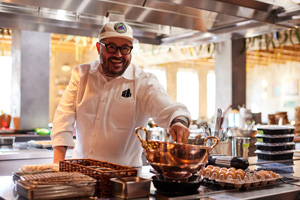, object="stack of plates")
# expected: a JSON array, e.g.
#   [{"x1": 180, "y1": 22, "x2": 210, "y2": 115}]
[{"x1": 255, "y1": 125, "x2": 295, "y2": 160}]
